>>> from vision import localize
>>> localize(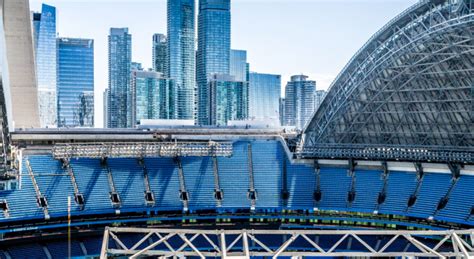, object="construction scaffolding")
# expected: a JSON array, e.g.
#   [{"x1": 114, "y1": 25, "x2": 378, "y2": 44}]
[
  {"x1": 100, "y1": 227, "x2": 474, "y2": 258},
  {"x1": 52, "y1": 141, "x2": 233, "y2": 160}
]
